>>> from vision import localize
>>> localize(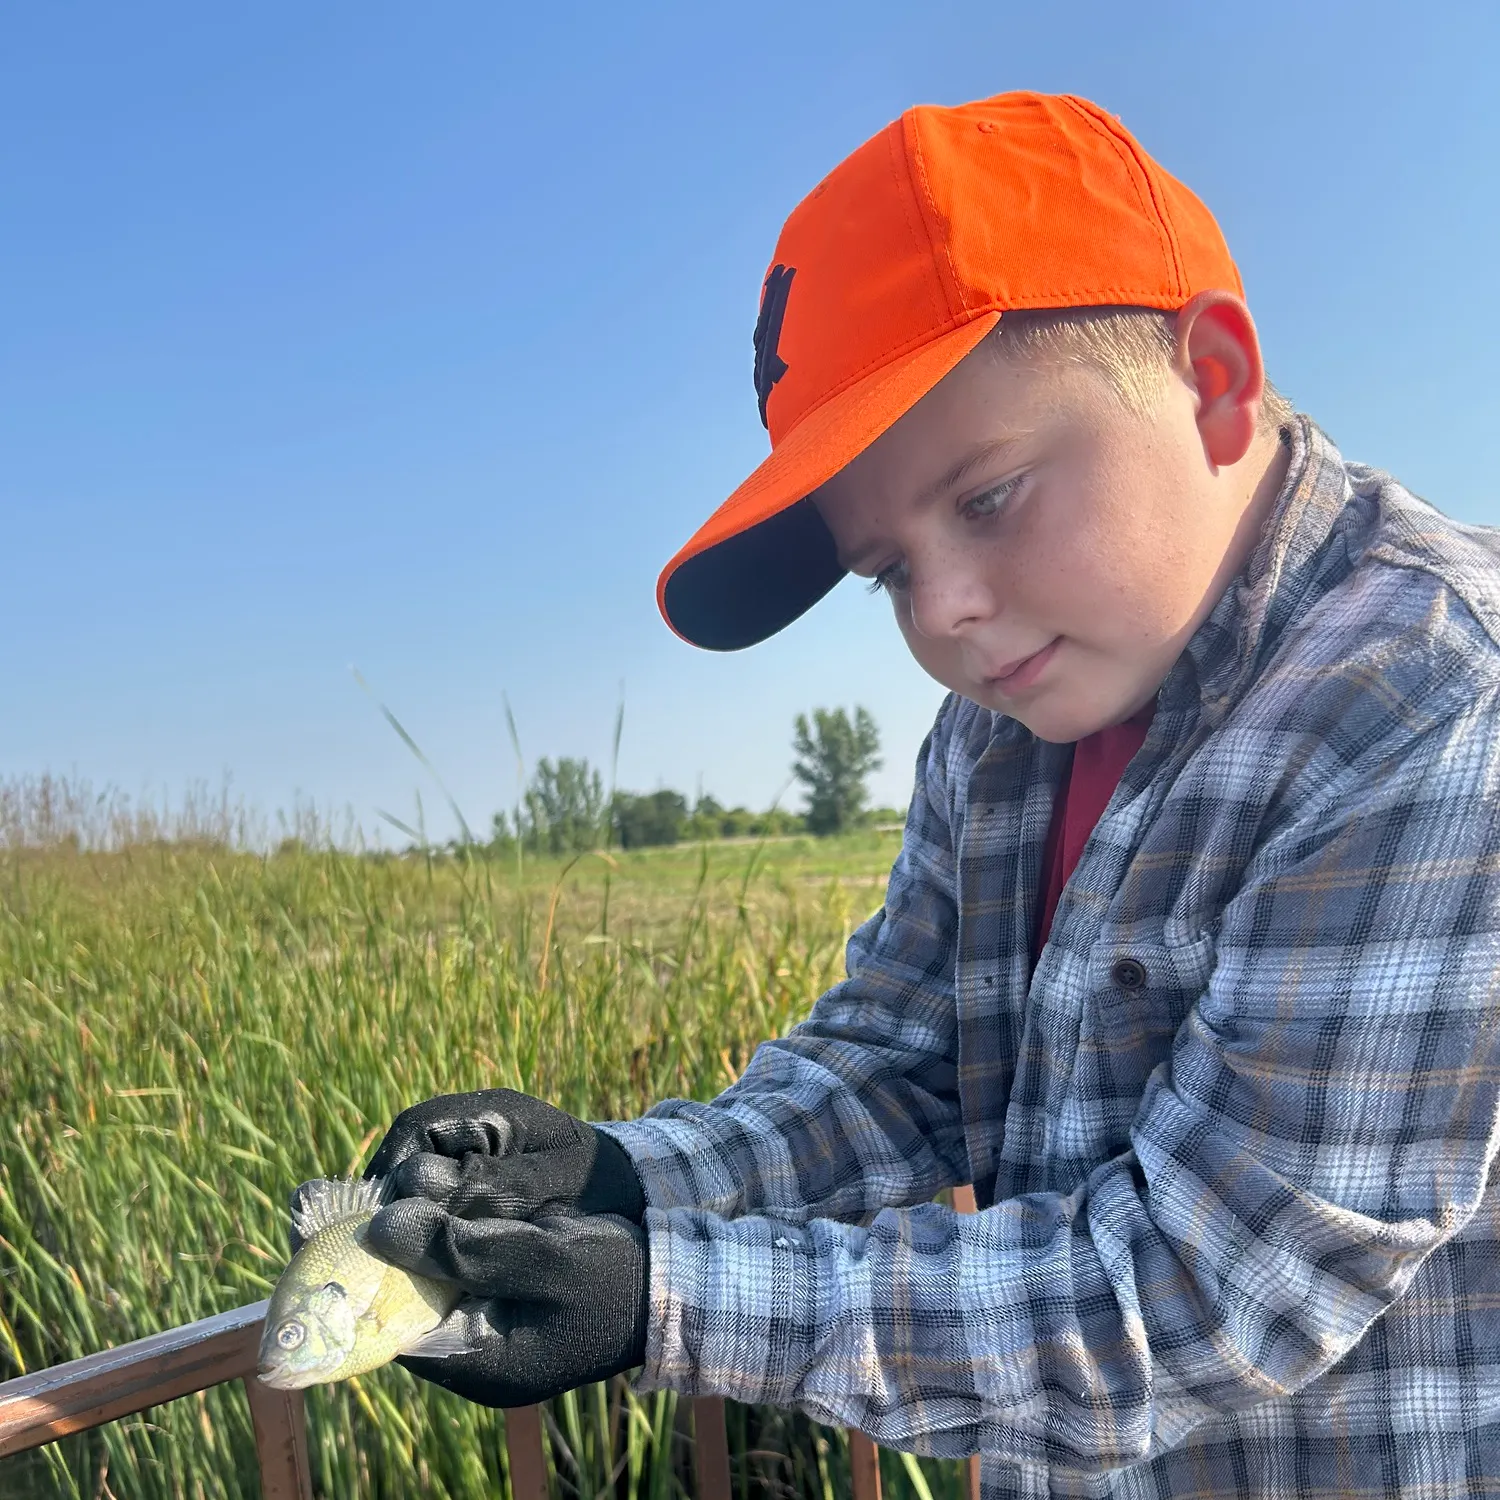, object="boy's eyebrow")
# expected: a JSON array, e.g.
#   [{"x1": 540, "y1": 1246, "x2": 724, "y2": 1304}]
[{"x1": 914, "y1": 436, "x2": 1027, "y2": 508}]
